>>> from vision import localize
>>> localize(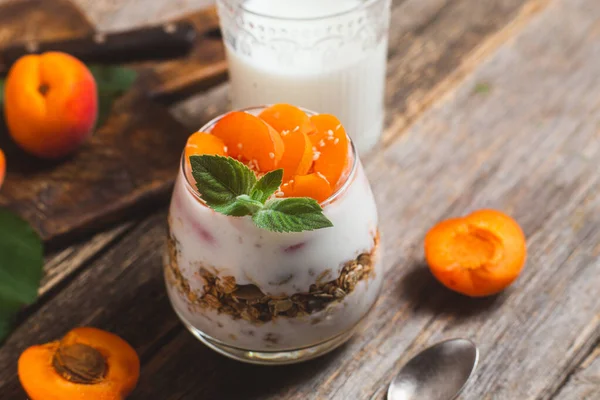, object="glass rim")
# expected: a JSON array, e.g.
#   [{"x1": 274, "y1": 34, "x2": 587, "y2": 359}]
[
  {"x1": 216, "y1": 0, "x2": 384, "y2": 22},
  {"x1": 180, "y1": 105, "x2": 359, "y2": 208}
]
